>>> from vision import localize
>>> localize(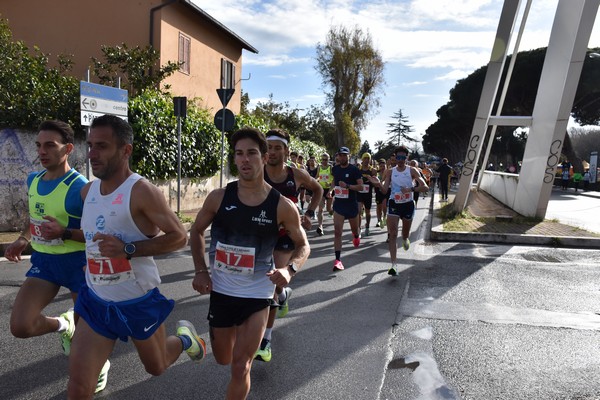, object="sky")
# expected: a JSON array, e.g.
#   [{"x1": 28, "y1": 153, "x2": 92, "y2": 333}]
[{"x1": 192, "y1": 0, "x2": 600, "y2": 149}]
